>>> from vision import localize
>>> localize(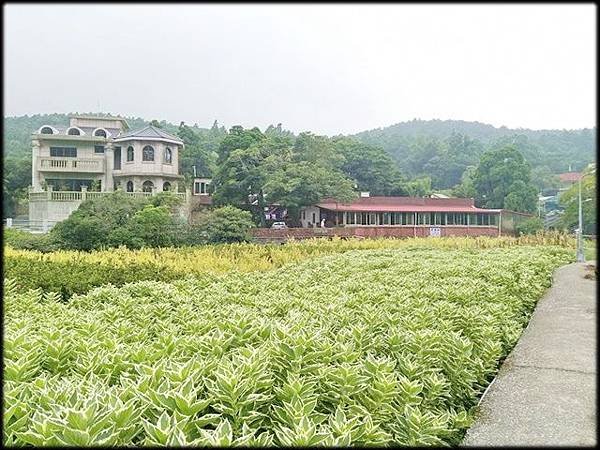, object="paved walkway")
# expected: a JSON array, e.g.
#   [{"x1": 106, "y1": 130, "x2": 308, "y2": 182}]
[{"x1": 462, "y1": 261, "x2": 597, "y2": 447}]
